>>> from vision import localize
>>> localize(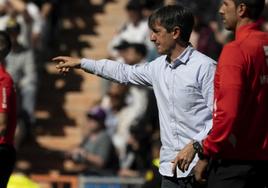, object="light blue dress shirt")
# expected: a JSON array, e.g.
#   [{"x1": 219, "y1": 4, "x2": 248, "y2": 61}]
[{"x1": 81, "y1": 46, "x2": 216, "y2": 177}]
